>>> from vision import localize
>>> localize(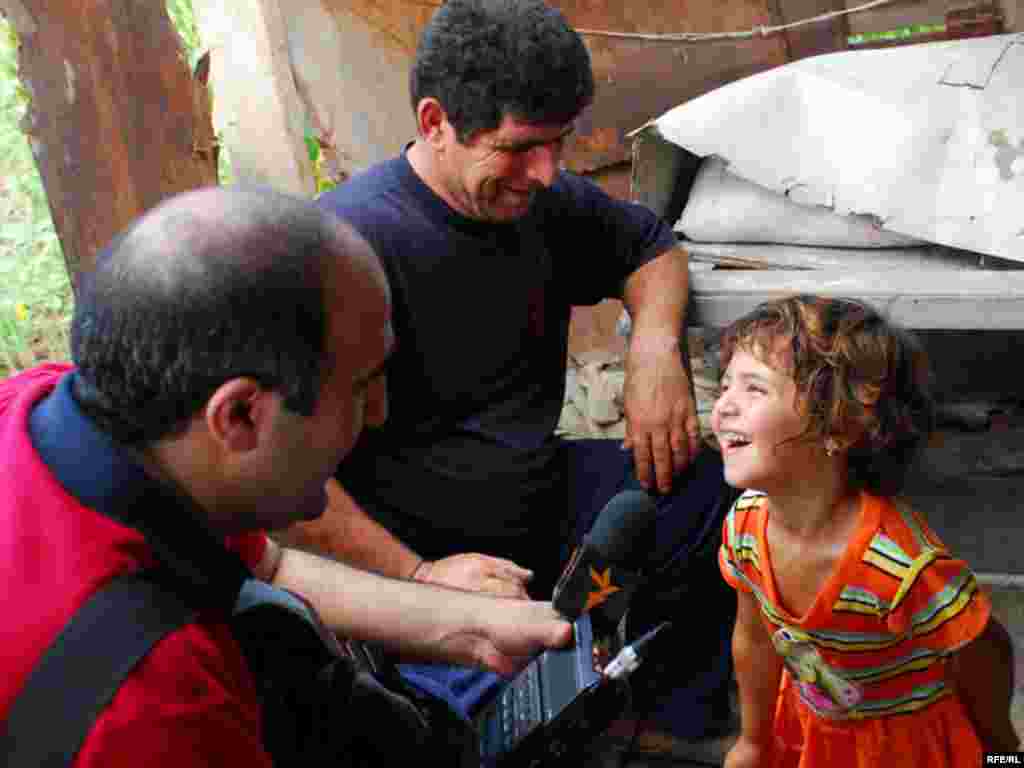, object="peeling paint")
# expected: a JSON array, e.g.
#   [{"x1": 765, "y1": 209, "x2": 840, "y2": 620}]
[
  {"x1": 64, "y1": 60, "x2": 77, "y2": 105},
  {"x1": 3, "y1": 0, "x2": 39, "y2": 37},
  {"x1": 102, "y1": 15, "x2": 119, "y2": 59},
  {"x1": 850, "y1": 212, "x2": 886, "y2": 231},
  {"x1": 783, "y1": 181, "x2": 808, "y2": 198},
  {"x1": 785, "y1": 182, "x2": 833, "y2": 209},
  {"x1": 939, "y1": 39, "x2": 1015, "y2": 90},
  {"x1": 990, "y1": 130, "x2": 1024, "y2": 182}
]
